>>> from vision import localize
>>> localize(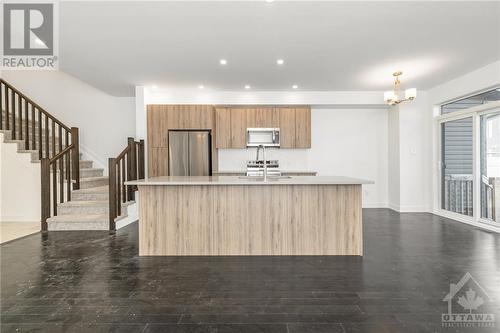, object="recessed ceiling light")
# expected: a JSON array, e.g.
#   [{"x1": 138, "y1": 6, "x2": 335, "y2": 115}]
[
  {"x1": 198, "y1": 85, "x2": 204, "y2": 89},
  {"x1": 245, "y1": 85, "x2": 251, "y2": 90},
  {"x1": 276, "y1": 59, "x2": 284, "y2": 65},
  {"x1": 265, "y1": 0, "x2": 275, "y2": 3},
  {"x1": 292, "y1": 85, "x2": 298, "y2": 89},
  {"x1": 219, "y1": 59, "x2": 227, "y2": 65},
  {"x1": 151, "y1": 85, "x2": 158, "y2": 89}
]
